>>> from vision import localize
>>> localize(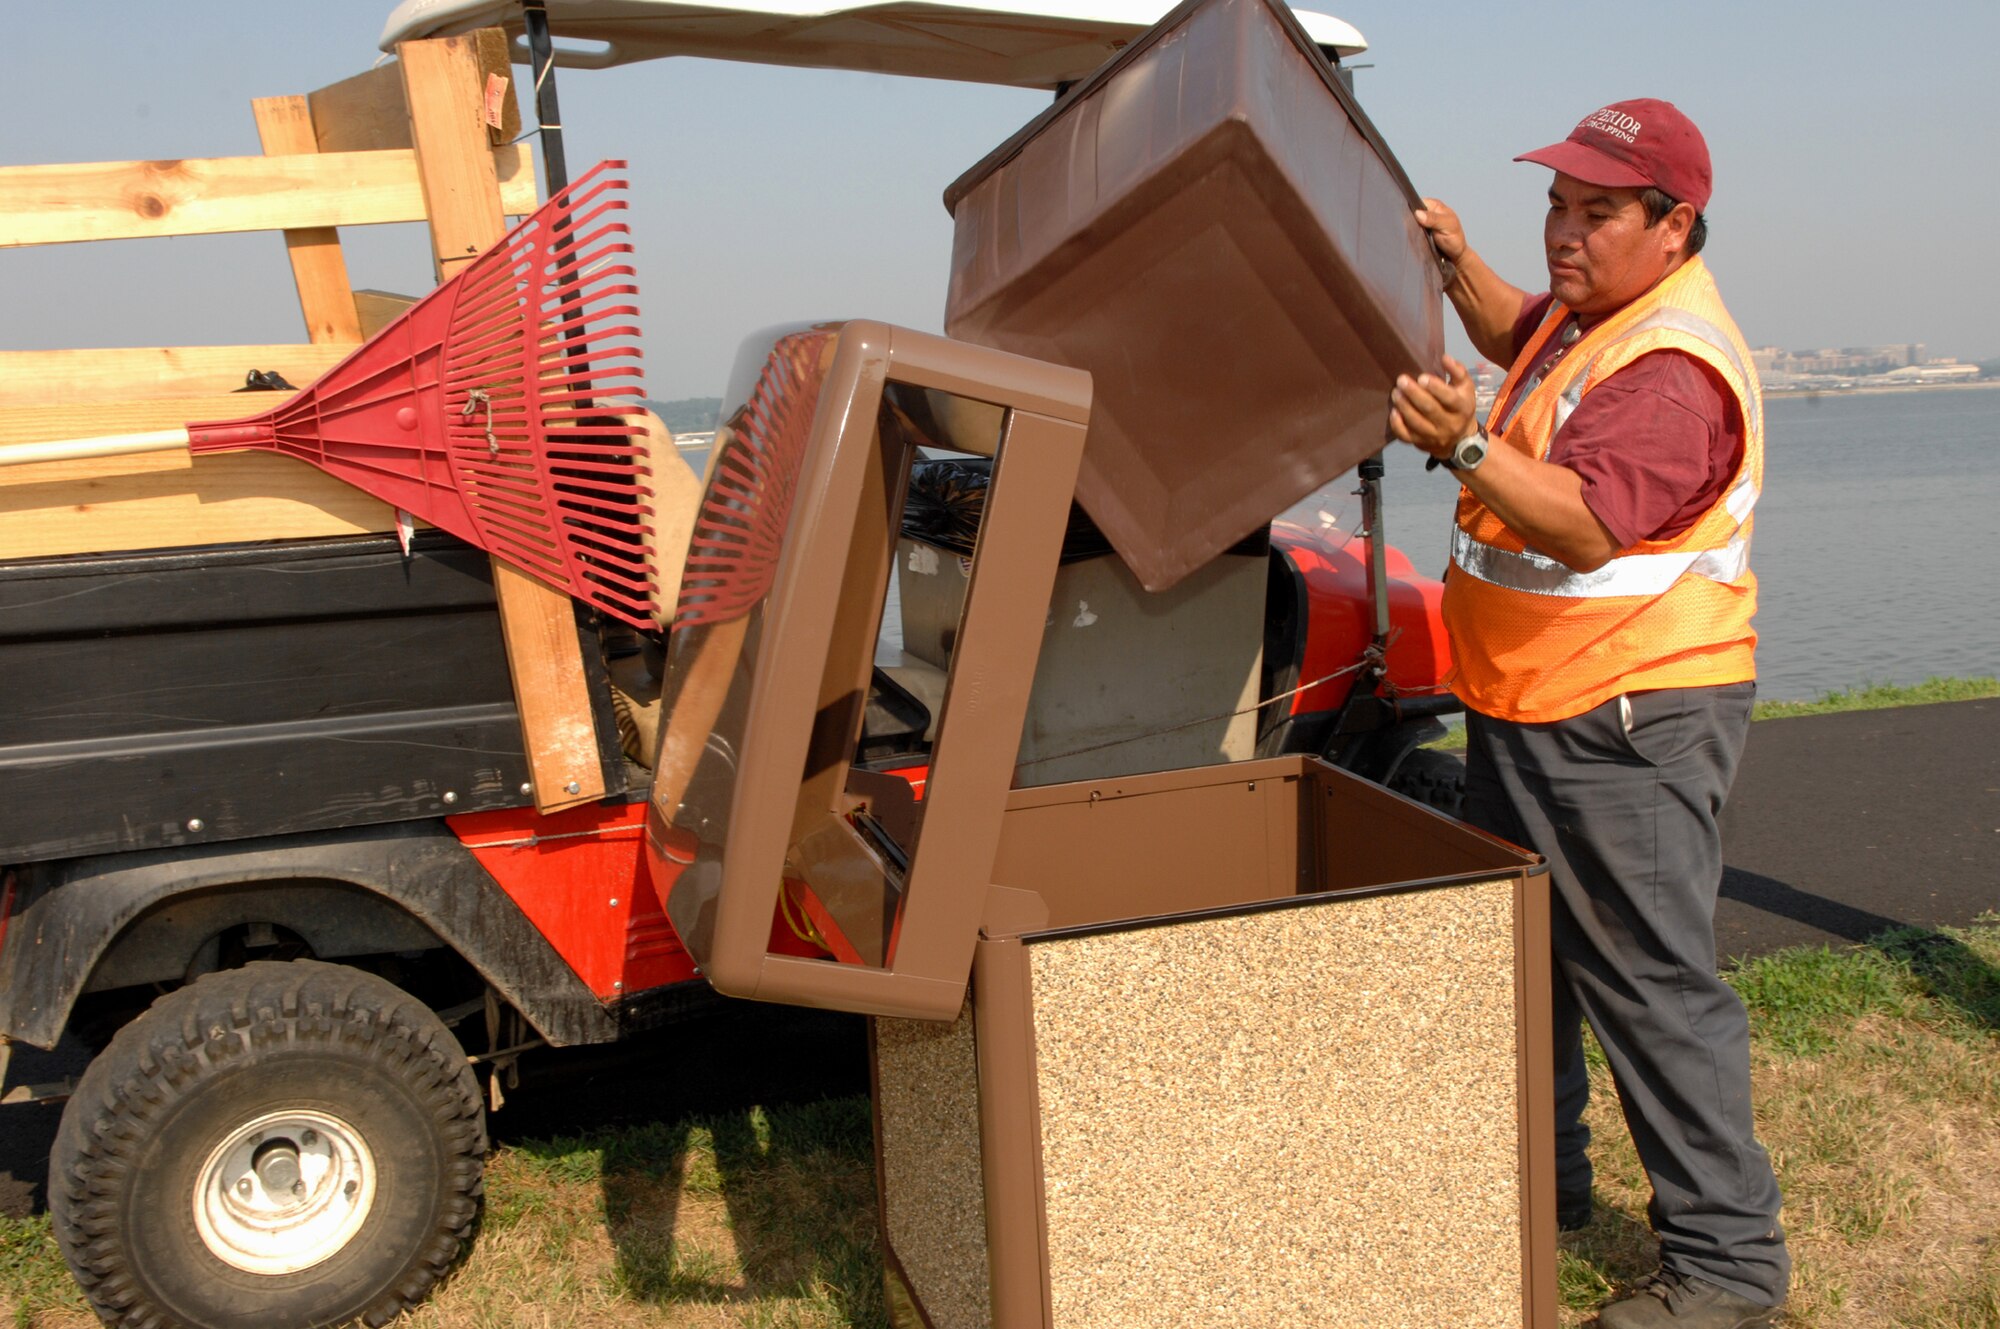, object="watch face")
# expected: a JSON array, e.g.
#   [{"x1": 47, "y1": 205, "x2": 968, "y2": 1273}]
[{"x1": 1456, "y1": 437, "x2": 1486, "y2": 469}]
